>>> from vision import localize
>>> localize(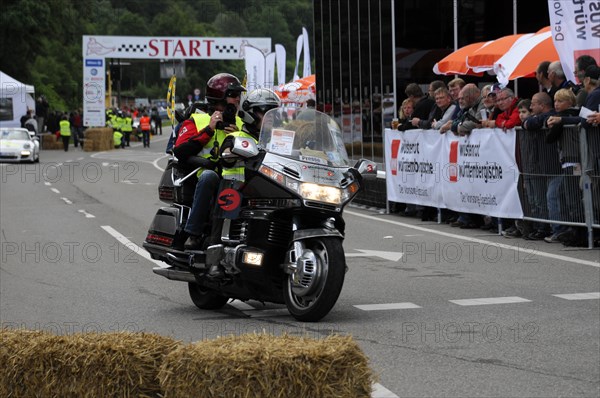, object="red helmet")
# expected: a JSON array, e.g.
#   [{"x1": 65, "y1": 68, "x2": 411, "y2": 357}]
[{"x1": 205, "y1": 73, "x2": 245, "y2": 102}]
